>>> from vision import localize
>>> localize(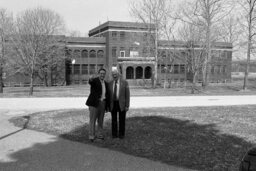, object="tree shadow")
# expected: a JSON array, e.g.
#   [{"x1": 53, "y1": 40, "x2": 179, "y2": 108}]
[
  {"x1": 6, "y1": 112, "x2": 255, "y2": 170},
  {"x1": 59, "y1": 115, "x2": 254, "y2": 171}
]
